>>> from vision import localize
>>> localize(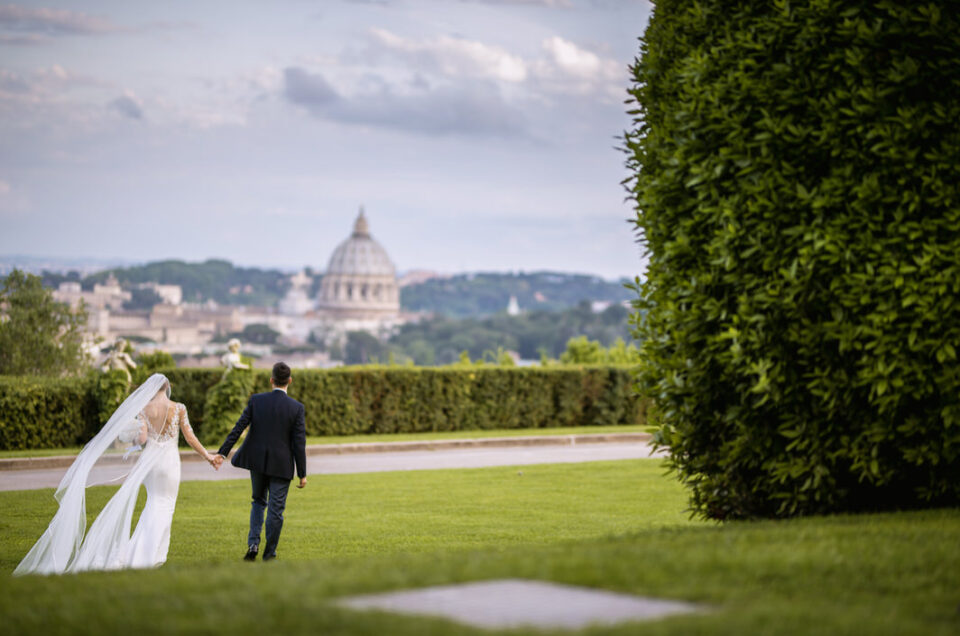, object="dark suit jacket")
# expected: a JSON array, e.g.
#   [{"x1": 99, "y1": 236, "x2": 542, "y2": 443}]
[{"x1": 218, "y1": 389, "x2": 307, "y2": 480}]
